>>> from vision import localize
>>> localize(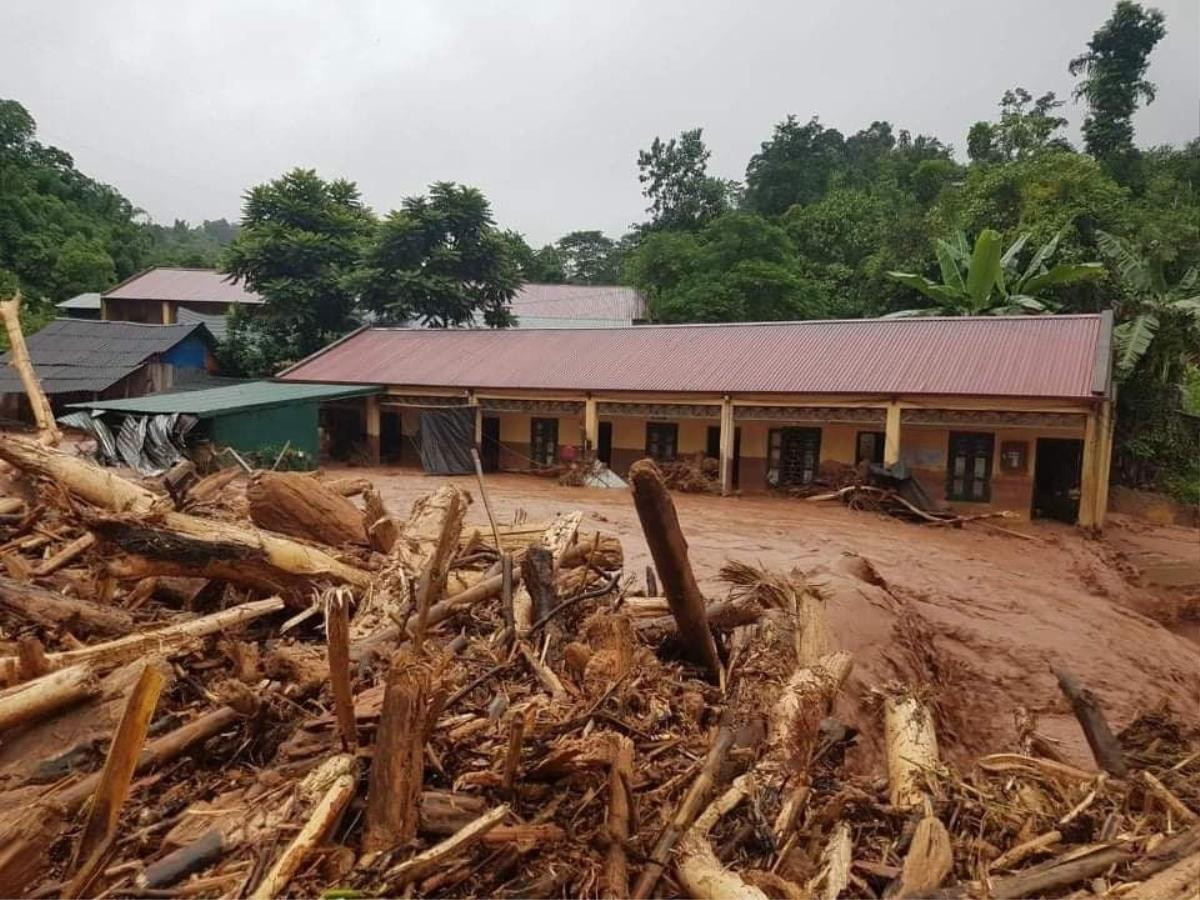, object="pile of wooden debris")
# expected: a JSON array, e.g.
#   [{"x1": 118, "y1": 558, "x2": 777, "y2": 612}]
[{"x1": 0, "y1": 443, "x2": 1195, "y2": 898}]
